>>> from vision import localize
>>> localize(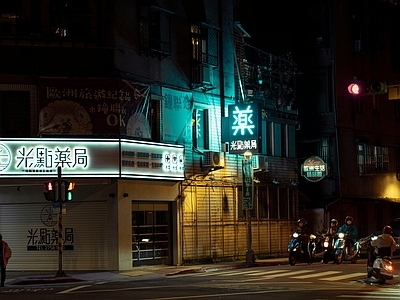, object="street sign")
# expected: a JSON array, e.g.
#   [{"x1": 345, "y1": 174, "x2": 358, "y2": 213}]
[
  {"x1": 242, "y1": 157, "x2": 253, "y2": 210},
  {"x1": 52, "y1": 201, "x2": 60, "y2": 214}
]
